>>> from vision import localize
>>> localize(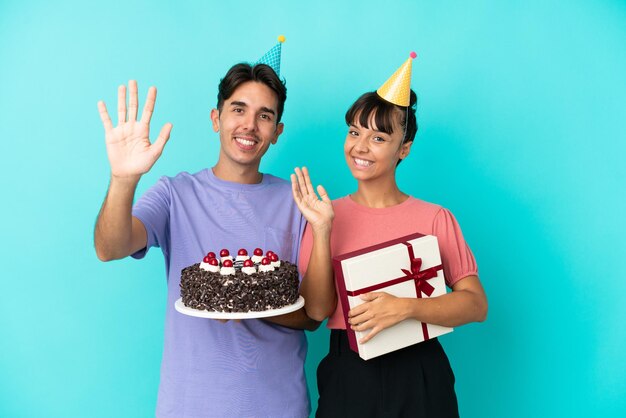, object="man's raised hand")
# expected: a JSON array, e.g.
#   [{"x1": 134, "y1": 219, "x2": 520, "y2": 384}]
[{"x1": 97, "y1": 80, "x2": 172, "y2": 179}]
